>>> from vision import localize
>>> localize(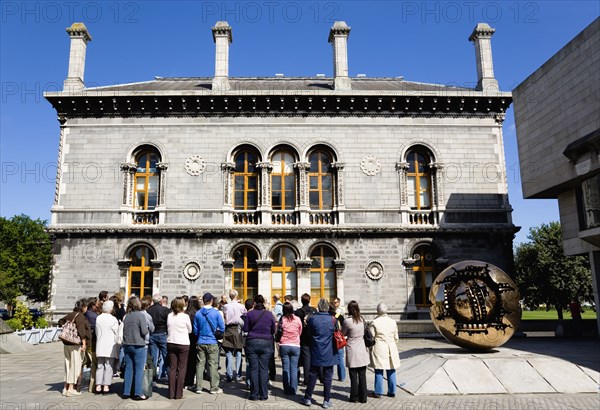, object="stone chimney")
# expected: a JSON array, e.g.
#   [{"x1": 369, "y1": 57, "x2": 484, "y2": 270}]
[
  {"x1": 212, "y1": 21, "x2": 232, "y2": 92},
  {"x1": 469, "y1": 23, "x2": 498, "y2": 92},
  {"x1": 63, "y1": 23, "x2": 92, "y2": 92},
  {"x1": 328, "y1": 21, "x2": 351, "y2": 91}
]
